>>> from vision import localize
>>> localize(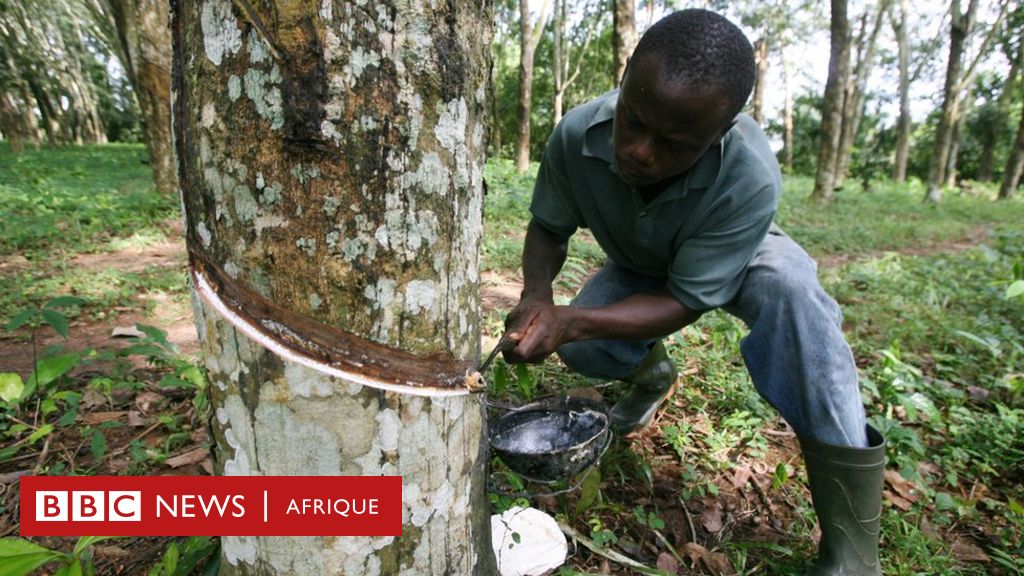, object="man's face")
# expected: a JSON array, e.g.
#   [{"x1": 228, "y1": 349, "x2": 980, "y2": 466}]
[{"x1": 612, "y1": 55, "x2": 732, "y2": 188}]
